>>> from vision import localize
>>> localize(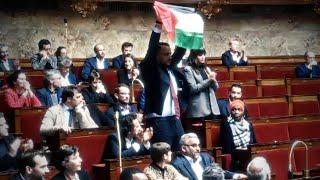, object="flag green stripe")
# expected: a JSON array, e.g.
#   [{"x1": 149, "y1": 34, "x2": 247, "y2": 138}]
[{"x1": 175, "y1": 28, "x2": 203, "y2": 49}]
